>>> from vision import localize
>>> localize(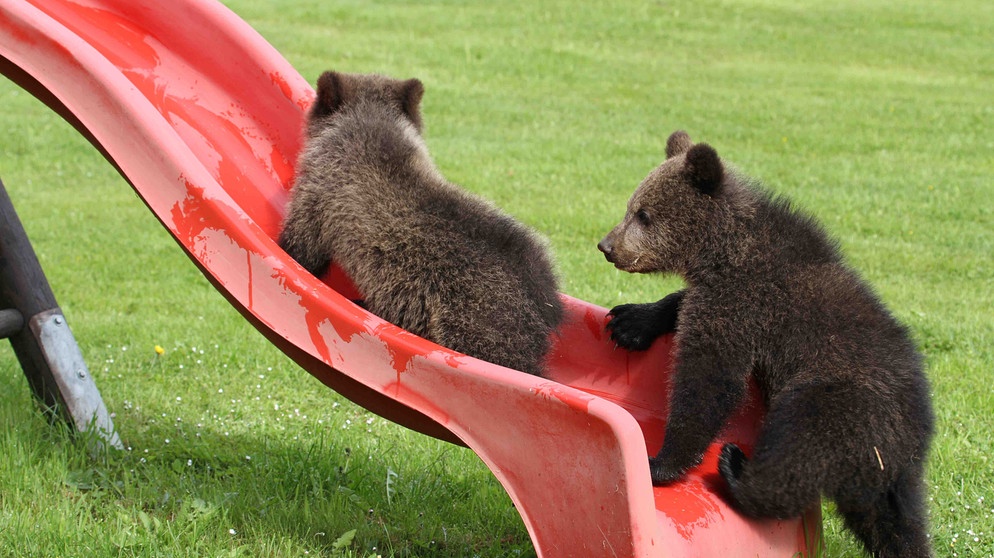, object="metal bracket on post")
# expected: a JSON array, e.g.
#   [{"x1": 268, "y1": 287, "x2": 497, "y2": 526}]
[
  {"x1": 0, "y1": 178, "x2": 121, "y2": 449},
  {"x1": 31, "y1": 309, "x2": 122, "y2": 447}
]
